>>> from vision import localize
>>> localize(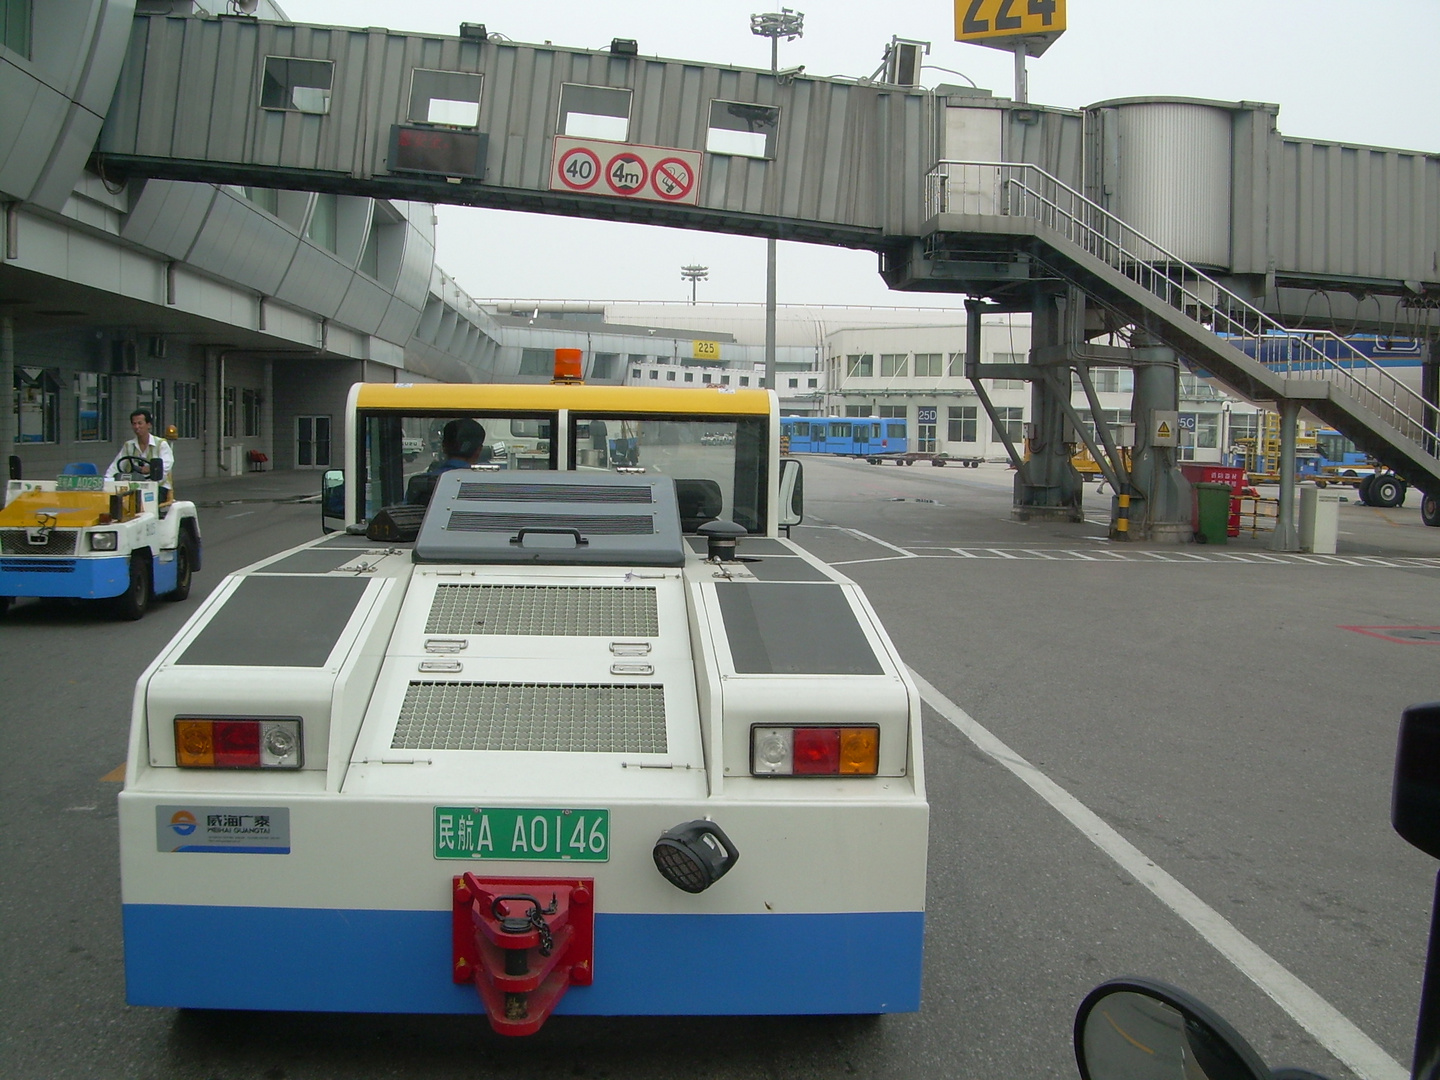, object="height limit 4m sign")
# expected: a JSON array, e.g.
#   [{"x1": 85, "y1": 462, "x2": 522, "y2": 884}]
[{"x1": 551, "y1": 136, "x2": 701, "y2": 206}]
